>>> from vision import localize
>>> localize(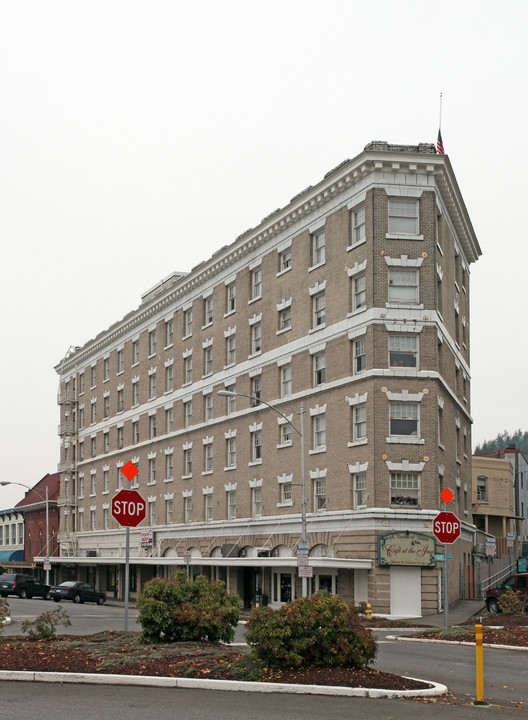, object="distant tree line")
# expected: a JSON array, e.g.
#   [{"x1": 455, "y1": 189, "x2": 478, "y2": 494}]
[{"x1": 474, "y1": 429, "x2": 528, "y2": 455}]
